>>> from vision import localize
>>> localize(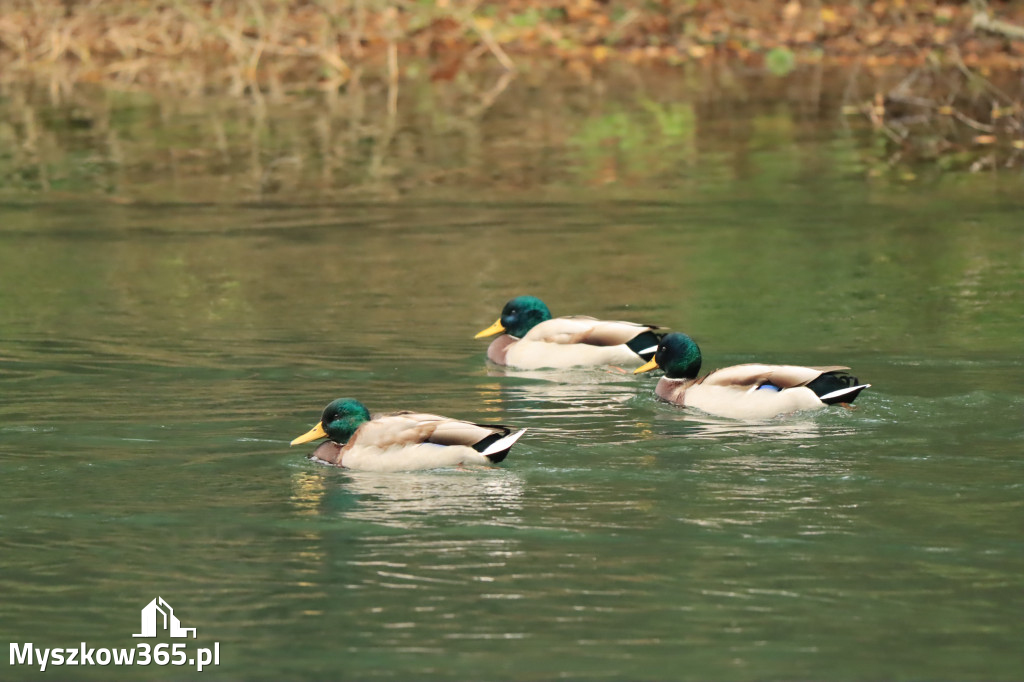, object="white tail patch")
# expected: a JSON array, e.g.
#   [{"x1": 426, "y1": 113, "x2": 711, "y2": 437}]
[
  {"x1": 819, "y1": 383, "x2": 871, "y2": 403},
  {"x1": 482, "y1": 428, "x2": 527, "y2": 456},
  {"x1": 638, "y1": 345, "x2": 659, "y2": 355}
]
